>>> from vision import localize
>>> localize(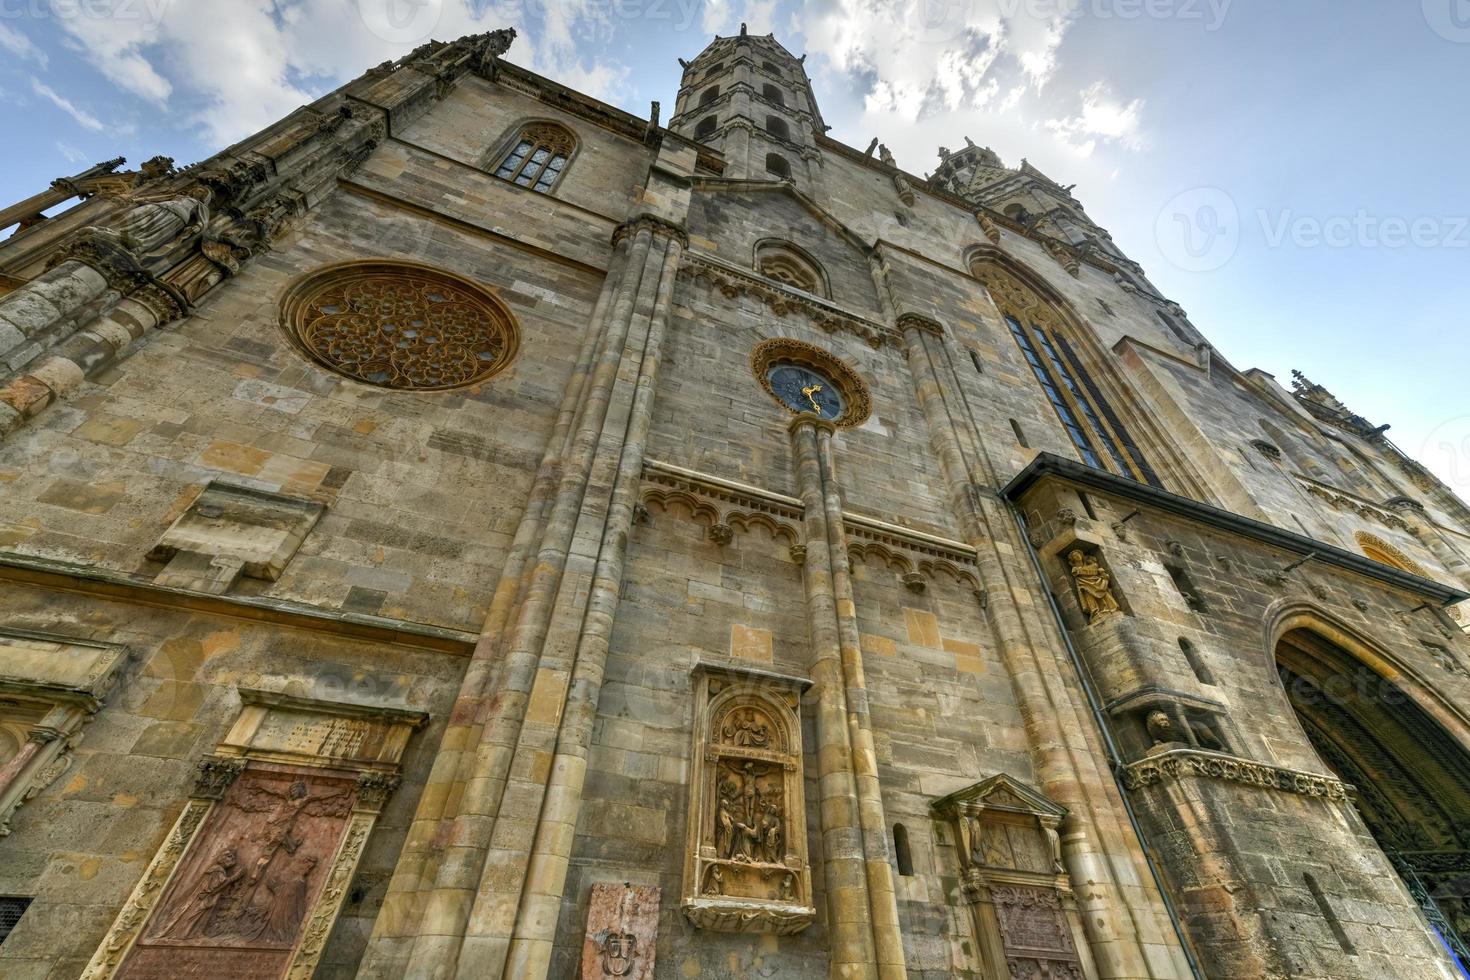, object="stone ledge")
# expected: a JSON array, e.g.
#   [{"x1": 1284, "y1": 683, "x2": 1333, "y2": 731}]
[
  {"x1": 0, "y1": 550, "x2": 476, "y2": 654},
  {"x1": 1120, "y1": 748, "x2": 1351, "y2": 801},
  {"x1": 1003, "y1": 451, "x2": 1469, "y2": 606},
  {"x1": 681, "y1": 897, "x2": 815, "y2": 935}
]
